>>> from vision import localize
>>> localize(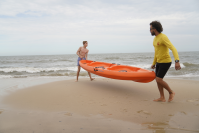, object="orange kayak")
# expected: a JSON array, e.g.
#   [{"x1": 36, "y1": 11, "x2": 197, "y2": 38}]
[{"x1": 80, "y1": 60, "x2": 156, "y2": 83}]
